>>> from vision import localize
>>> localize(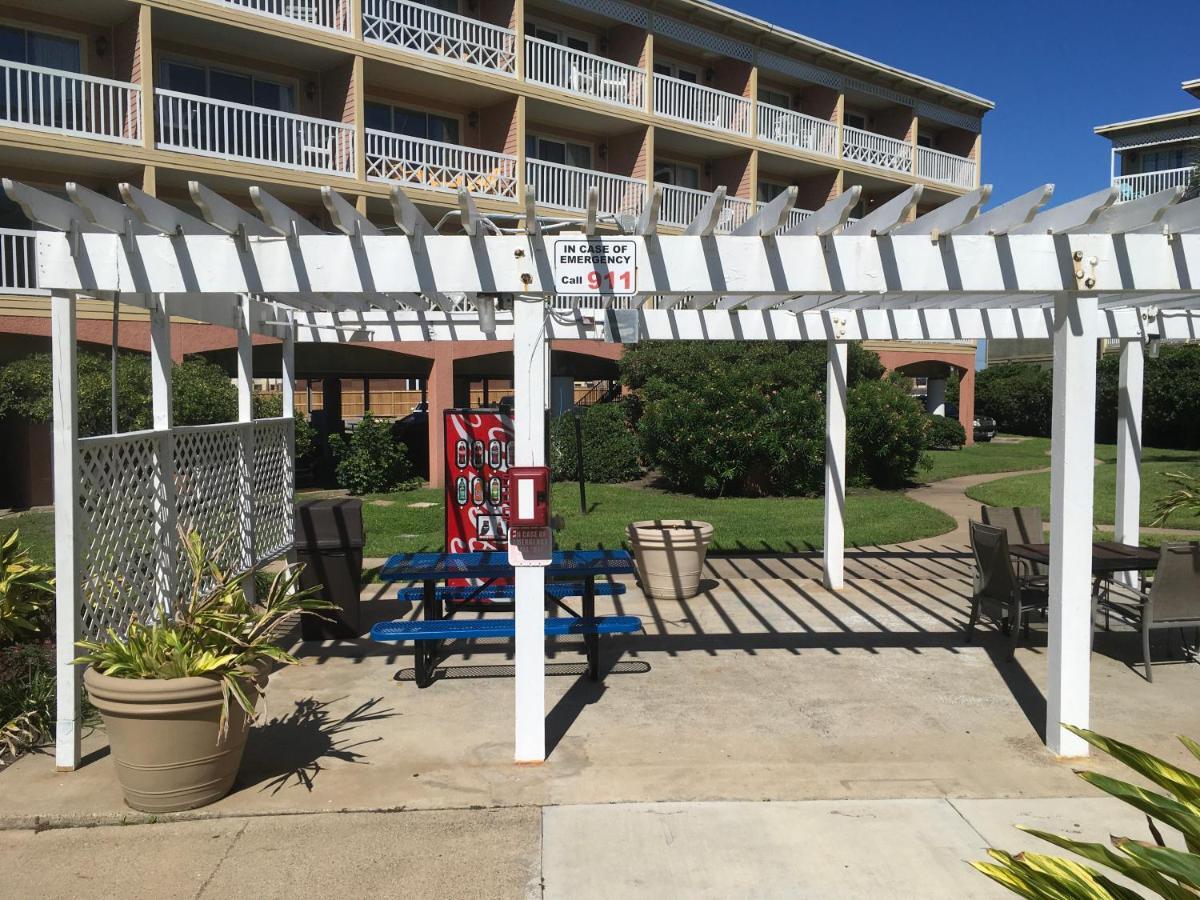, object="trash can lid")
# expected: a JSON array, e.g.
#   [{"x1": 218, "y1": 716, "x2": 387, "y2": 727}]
[{"x1": 295, "y1": 498, "x2": 365, "y2": 548}]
